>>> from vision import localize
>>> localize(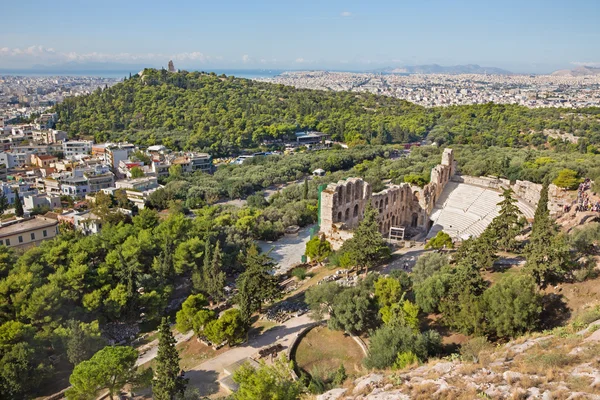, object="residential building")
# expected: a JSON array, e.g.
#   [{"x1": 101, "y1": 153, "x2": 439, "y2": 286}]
[
  {"x1": 0, "y1": 164, "x2": 7, "y2": 181},
  {"x1": 106, "y1": 143, "x2": 136, "y2": 171},
  {"x1": 0, "y1": 216, "x2": 59, "y2": 248},
  {"x1": 31, "y1": 154, "x2": 58, "y2": 168},
  {"x1": 63, "y1": 140, "x2": 93, "y2": 158},
  {"x1": 36, "y1": 113, "x2": 58, "y2": 129},
  {"x1": 73, "y1": 211, "x2": 103, "y2": 235},
  {"x1": 32, "y1": 129, "x2": 67, "y2": 144},
  {"x1": 115, "y1": 176, "x2": 160, "y2": 209},
  {"x1": 61, "y1": 176, "x2": 89, "y2": 197},
  {"x1": 12, "y1": 143, "x2": 62, "y2": 155},
  {"x1": 165, "y1": 152, "x2": 213, "y2": 174},
  {"x1": 1, "y1": 182, "x2": 38, "y2": 204},
  {"x1": 84, "y1": 169, "x2": 115, "y2": 193},
  {"x1": 295, "y1": 131, "x2": 329, "y2": 145},
  {"x1": 42, "y1": 178, "x2": 62, "y2": 195},
  {"x1": 0, "y1": 152, "x2": 29, "y2": 168},
  {"x1": 23, "y1": 193, "x2": 61, "y2": 211}
]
